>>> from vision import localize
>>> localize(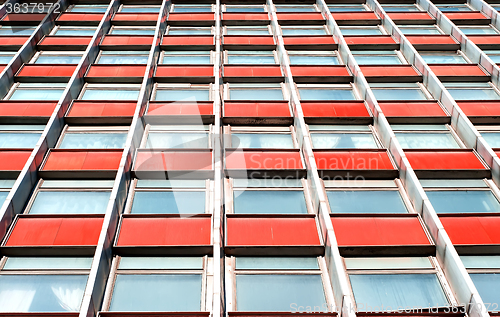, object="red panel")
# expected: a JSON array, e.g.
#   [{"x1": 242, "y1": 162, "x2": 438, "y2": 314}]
[
  {"x1": 0, "y1": 101, "x2": 57, "y2": 117},
  {"x1": 134, "y1": 151, "x2": 213, "y2": 171},
  {"x1": 458, "y1": 101, "x2": 500, "y2": 117},
  {"x1": 117, "y1": 217, "x2": 211, "y2": 246},
  {"x1": 406, "y1": 35, "x2": 458, "y2": 45},
  {"x1": 0, "y1": 65, "x2": 5, "y2": 72},
  {"x1": 42, "y1": 150, "x2": 122, "y2": 171},
  {"x1": 290, "y1": 65, "x2": 350, "y2": 77},
  {"x1": 277, "y1": 12, "x2": 324, "y2": 21},
  {"x1": 6, "y1": 217, "x2": 104, "y2": 246},
  {"x1": 168, "y1": 13, "x2": 215, "y2": 21},
  {"x1": 0, "y1": 36, "x2": 29, "y2": 46},
  {"x1": 406, "y1": 151, "x2": 487, "y2": 170},
  {"x1": 314, "y1": 151, "x2": 396, "y2": 170},
  {"x1": 162, "y1": 36, "x2": 214, "y2": 46},
  {"x1": 301, "y1": 101, "x2": 370, "y2": 118},
  {"x1": 224, "y1": 101, "x2": 290, "y2": 117},
  {"x1": 223, "y1": 66, "x2": 282, "y2": 77},
  {"x1": 331, "y1": 12, "x2": 379, "y2": 22},
  {"x1": 444, "y1": 12, "x2": 488, "y2": 20},
  {"x1": 441, "y1": 216, "x2": 500, "y2": 245},
  {"x1": 378, "y1": 101, "x2": 447, "y2": 117},
  {"x1": 101, "y1": 35, "x2": 154, "y2": 46},
  {"x1": 0, "y1": 151, "x2": 31, "y2": 171},
  {"x1": 359, "y1": 65, "x2": 421, "y2": 78},
  {"x1": 156, "y1": 66, "x2": 213, "y2": 77},
  {"x1": 388, "y1": 12, "x2": 433, "y2": 21},
  {"x1": 430, "y1": 64, "x2": 489, "y2": 77},
  {"x1": 468, "y1": 35, "x2": 500, "y2": 45},
  {"x1": 226, "y1": 217, "x2": 321, "y2": 246},
  {"x1": 223, "y1": 36, "x2": 275, "y2": 46},
  {"x1": 17, "y1": 64, "x2": 77, "y2": 78},
  {"x1": 332, "y1": 216, "x2": 431, "y2": 246},
  {"x1": 147, "y1": 102, "x2": 214, "y2": 116},
  {"x1": 283, "y1": 36, "x2": 335, "y2": 46},
  {"x1": 87, "y1": 65, "x2": 147, "y2": 78},
  {"x1": 2, "y1": 13, "x2": 45, "y2": 22},
  {"x1": 57, "y1": 13, "x2": 104, "y2": 22},
  {"x1": 225, "y1": 151, "x2": 303, "y2": 170},
  {"x1": 67, "y1": 101, "x2": 136, "y2": 117},
  {"x1": 344, "y1": 35, "x2": 397, "y2": 45},
  {"x1": 112, "y1": 13, "x2": 159, "y2": 22},
  {"x1": 39, "y1": 36, "x2": 92, "y2": 46},
  {"x1": 222, "y1": 13, "x2": 269, "y2": 21}
]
